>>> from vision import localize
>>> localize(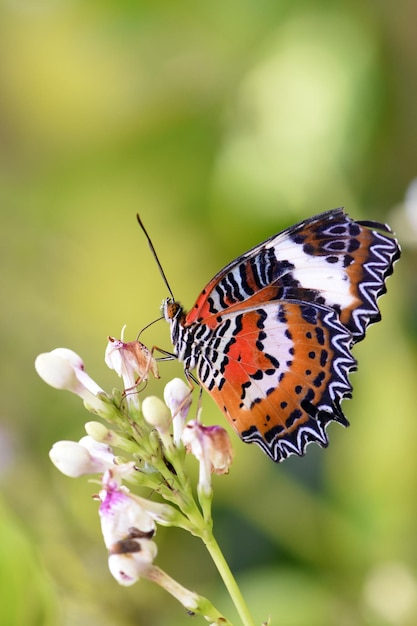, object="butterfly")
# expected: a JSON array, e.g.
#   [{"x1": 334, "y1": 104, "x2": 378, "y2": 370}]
[{"x1": 142, "y1": 209, "x2": 400, "y2": 462}]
